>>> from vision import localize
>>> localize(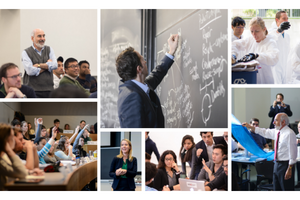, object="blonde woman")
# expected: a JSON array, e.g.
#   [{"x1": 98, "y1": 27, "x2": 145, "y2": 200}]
[
  {"x1": 109, "y1": 139, "x2": 137, "y2": 191},
  {"x1": 232, "y1": 17, "x2": 279, "y2": 84}
]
